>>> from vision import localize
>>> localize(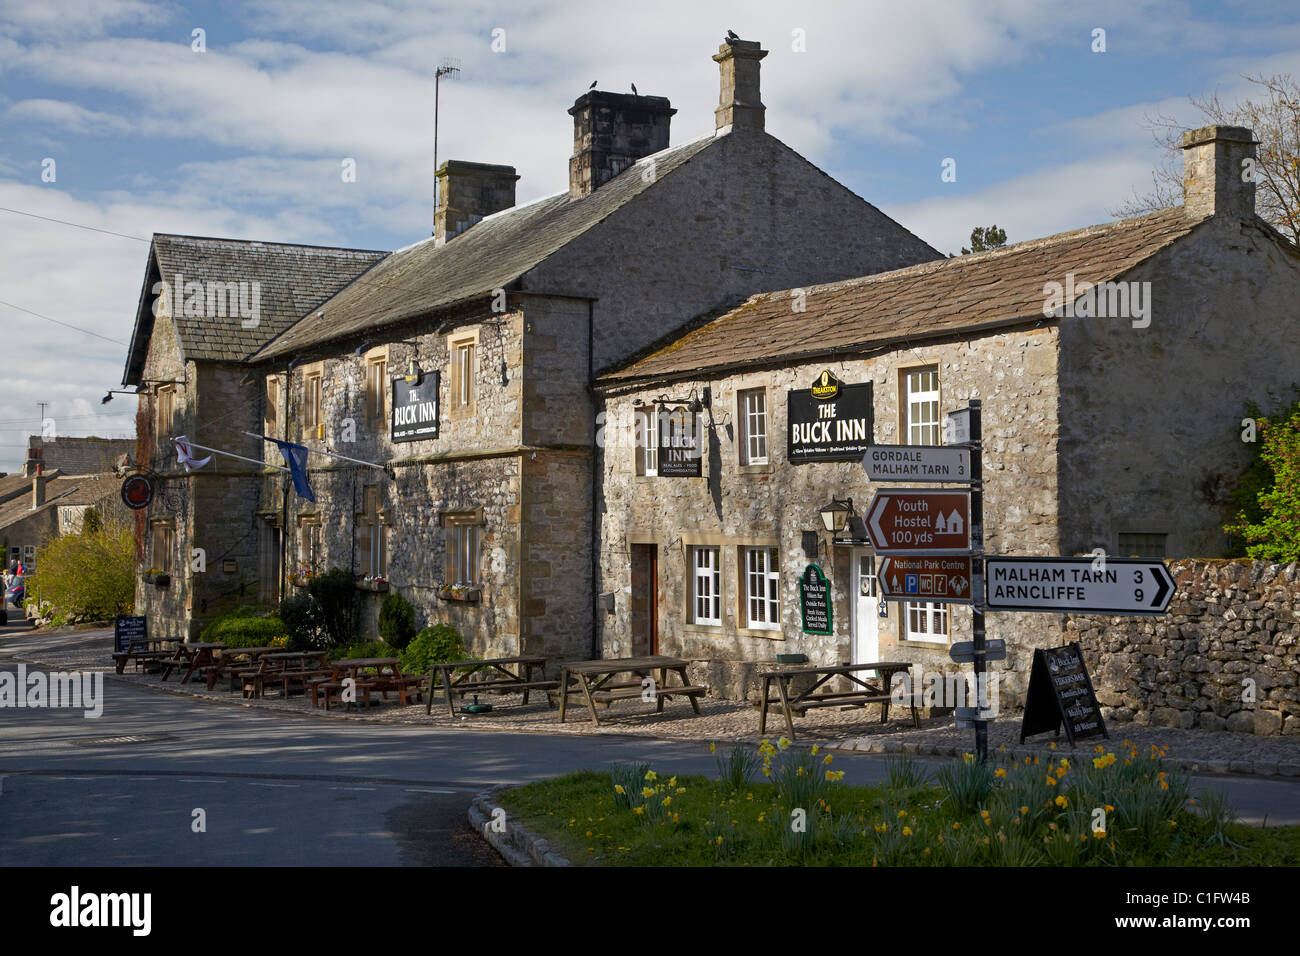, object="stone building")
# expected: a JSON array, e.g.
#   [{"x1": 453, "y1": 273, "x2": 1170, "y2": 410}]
[
  {"x1": 593, "y1": 125, "x2": 1300, "y2": 703},
  {"x1": 120, "y1": 38, "x2": 942, "y2": 646},
  {"x1": 0, "y1": 470, "x2": 124, "y2": 573}
]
